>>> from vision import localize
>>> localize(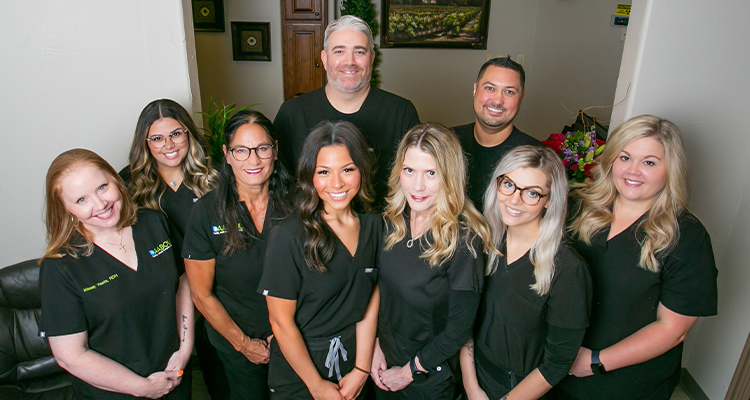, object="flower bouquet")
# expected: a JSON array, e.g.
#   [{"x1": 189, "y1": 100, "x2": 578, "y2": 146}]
[{"x1": 542, "y1": 129, "x2": 606, "y2": 184}]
